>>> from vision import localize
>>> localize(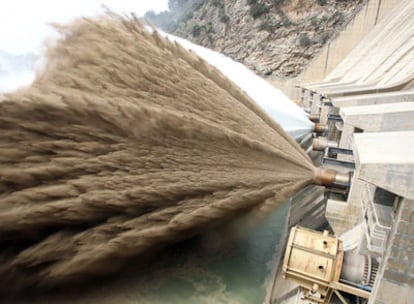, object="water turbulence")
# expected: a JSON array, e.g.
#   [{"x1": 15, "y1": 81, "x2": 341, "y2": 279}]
[{"x1": 0, "y1": 15, "x2": 315, "y2": 290}]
